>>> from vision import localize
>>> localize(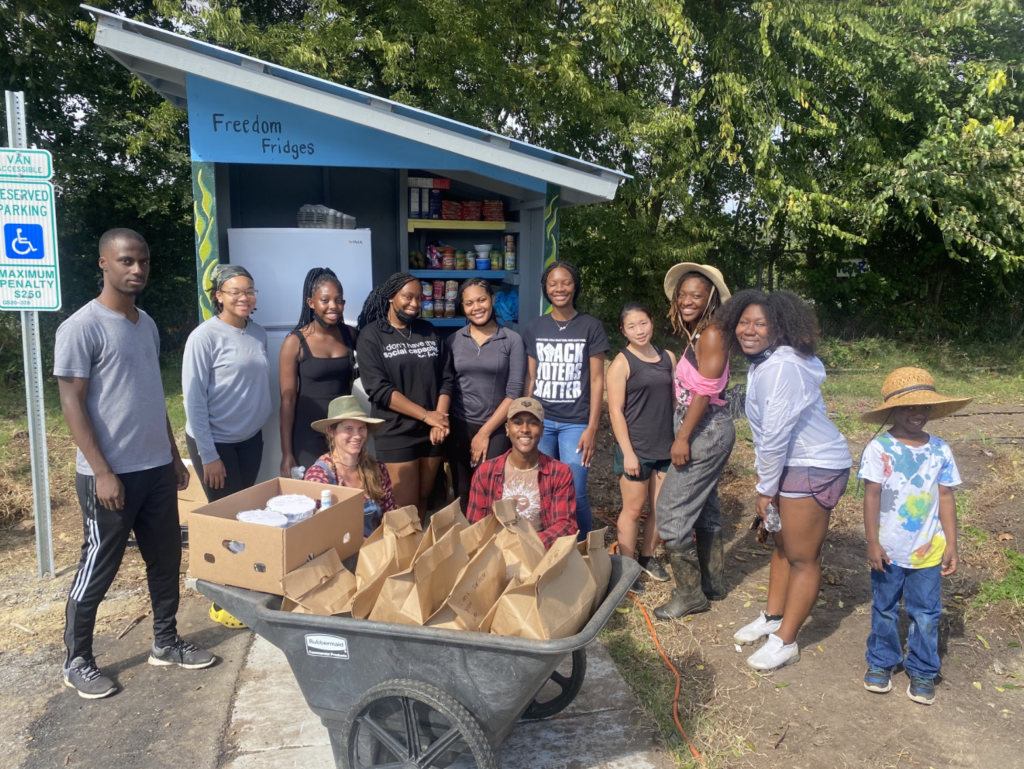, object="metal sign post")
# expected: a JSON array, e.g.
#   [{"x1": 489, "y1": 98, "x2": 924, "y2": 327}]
[{"x1": 3, "y1": 90, "x2": 56, "y2": 578}]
